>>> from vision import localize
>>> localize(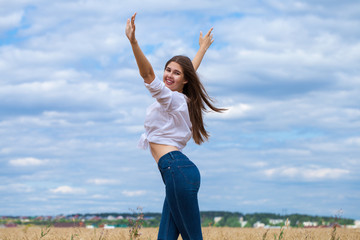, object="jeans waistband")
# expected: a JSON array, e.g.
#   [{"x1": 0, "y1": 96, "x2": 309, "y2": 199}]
[{"x1": 158, "y1": 151, "x2": 186, "y2": 167}]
